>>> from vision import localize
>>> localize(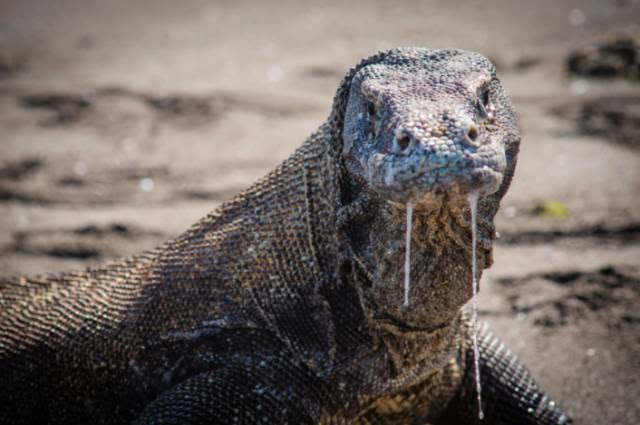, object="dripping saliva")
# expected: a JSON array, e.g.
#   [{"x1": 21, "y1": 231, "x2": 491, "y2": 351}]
[
  {"x1": 469, "y1": 190, "x2": 484, "y2": 420},
  {"x1": 403, "y1": 201, "x2": 413, "y2": 307}
]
